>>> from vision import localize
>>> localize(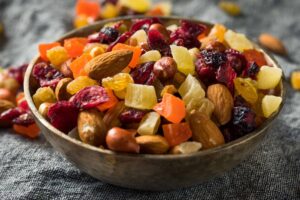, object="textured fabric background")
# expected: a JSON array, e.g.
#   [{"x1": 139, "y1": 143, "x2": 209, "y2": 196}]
[{"x1": 0, "y1": 0, "x2": 299, "y2": 199}]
